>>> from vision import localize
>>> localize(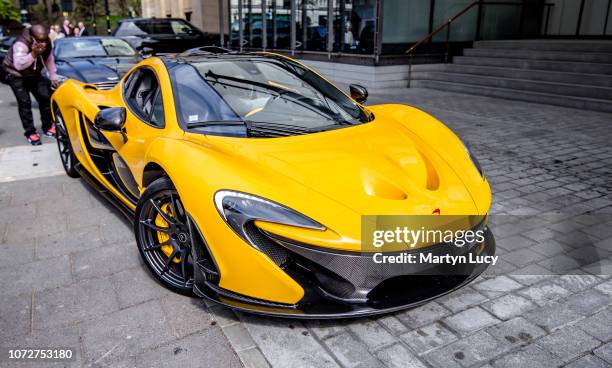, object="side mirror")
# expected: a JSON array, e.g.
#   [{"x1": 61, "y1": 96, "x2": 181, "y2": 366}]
[
  {"x1": 139, "y1": 47, "x2": 154, "y2": 58},
  {"x1": 349, "y1": 84, "x2": 368, "y2": 104},
  {"x1": 94, "y1": 107, "x2": 126, "y2": 132}
]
